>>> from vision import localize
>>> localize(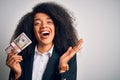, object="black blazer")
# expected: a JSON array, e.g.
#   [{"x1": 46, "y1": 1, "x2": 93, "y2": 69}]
[{"x1": 9, "y1": 47, "x2": 77, "y2": 80}]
